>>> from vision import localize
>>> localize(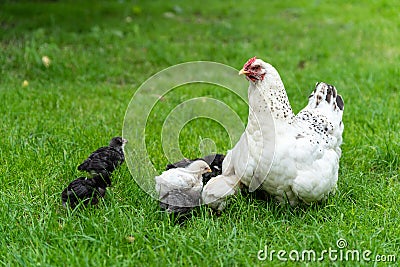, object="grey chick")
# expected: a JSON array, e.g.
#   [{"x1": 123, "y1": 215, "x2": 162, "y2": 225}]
[{"x1": 156, "y1": 160, "x2": 212, "y2": 214}]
